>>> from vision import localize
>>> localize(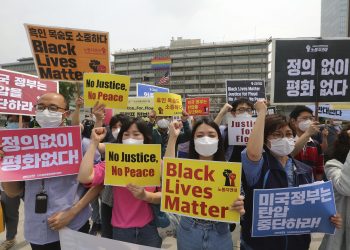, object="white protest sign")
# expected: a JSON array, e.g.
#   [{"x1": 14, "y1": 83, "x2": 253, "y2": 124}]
[{"x1": 227, "y1": 117, "x2": 256, "y2": 145}]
